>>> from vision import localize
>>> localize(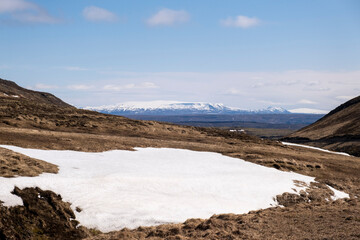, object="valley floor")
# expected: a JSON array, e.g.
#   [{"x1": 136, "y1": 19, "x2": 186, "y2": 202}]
[{"x1": 1, "y1": 125, "x2": 360, "y2": 239}]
